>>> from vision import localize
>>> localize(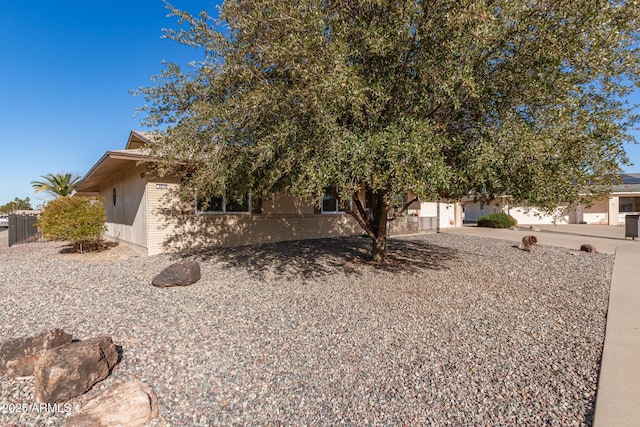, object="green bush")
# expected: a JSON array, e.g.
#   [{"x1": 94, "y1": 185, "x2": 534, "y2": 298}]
[
  {"x1": 477, "y1": 212, "x2": 517, "y2": 228},
  {"x1": 38, "y1": 196, "x2": 107, "y2": 252}
]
